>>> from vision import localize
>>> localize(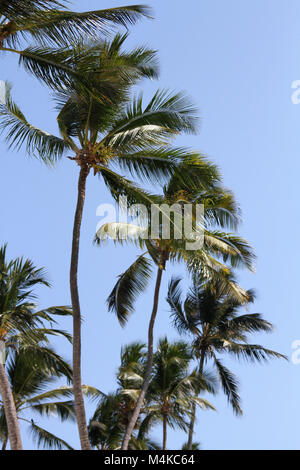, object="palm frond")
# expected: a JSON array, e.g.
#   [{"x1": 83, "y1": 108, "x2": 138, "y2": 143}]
[
  {"x1": 29, "y1": 420, "x2": 73, "y2": 450},
  {"x1": 114, "y1": 147, "x2": 200, "y2": 184},
  {"x1": 107, "y1": 254, "x2": 152, "y2": 326},
  {"x1": 0, "y1": 82, "x2": 68, "y2": 163},
  {"x1": 31, "y1": 400, "x2": 75, "y2": 421},
  {"x1": 13, "y1": 6, "x2": 153, "y2": 46},
  {"x1": 213, "y1": 357, "x2": 242, "y2": 415},
  {"x1": 102, "y1": 89, "x2": 199, "y2": 150},
  {"x1": 167, "y1": 277, "x2": 194, "y2": 335},
  {"x1": 226, "y1": 314, "x2": 273, "y2": 335},
  {"x1": 225, "y1": 342, "x2": 287, "y2": 362}
]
